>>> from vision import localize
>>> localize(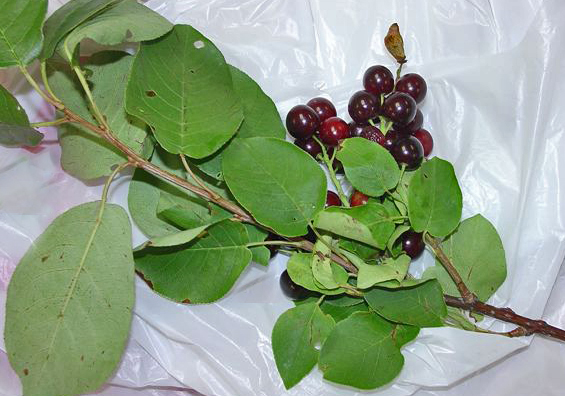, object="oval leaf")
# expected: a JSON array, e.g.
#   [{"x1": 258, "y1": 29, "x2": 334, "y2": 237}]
[
  {"x1": 286, "y1": 253, "x2": 345, "y2": 296},
  {"x1": 126, "y1": 24, "x2": 243, "y2": 158},
  {"x1": 223, "y1": 137, "x2": 326, "y2": 237},
  {"x1": 5, "y1": 202, "x2": 135, "y2": 396},
  {"x1": 407, "y1": 157, "x2": 462, "y2": 237},
  {"x1": 0, "y1": 85, "x2": 42, "y2": 147},
  {"x1": 337, "y1": 137, "x2": 400, "y2": 196}
]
